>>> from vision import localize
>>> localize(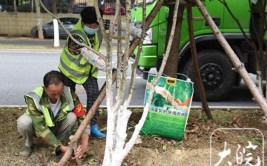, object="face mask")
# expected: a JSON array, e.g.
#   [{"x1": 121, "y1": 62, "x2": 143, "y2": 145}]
[{"x1": 83, "y1": 25, "x2": 99, "y2": 35}]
